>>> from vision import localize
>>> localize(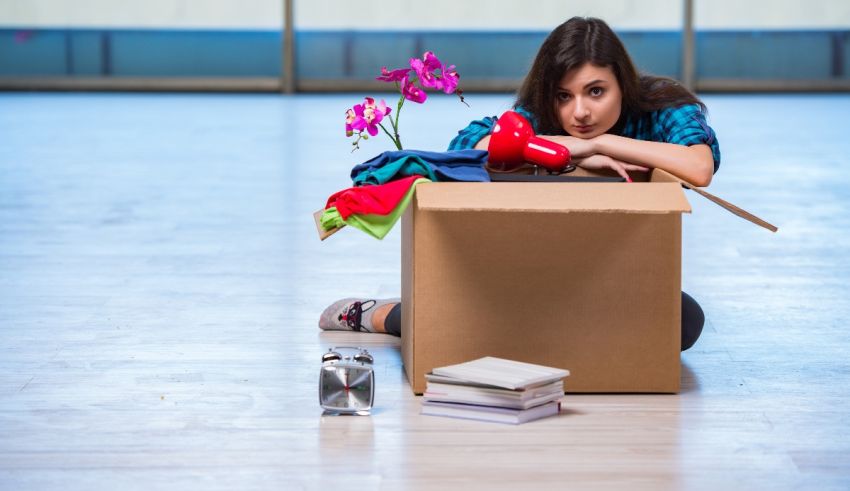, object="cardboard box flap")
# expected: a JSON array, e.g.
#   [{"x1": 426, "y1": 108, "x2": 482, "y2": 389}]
[
  {"x1": 651, "y1": 169, "x2": 778, "y2": 233},
  {"x1": 415, "y1": 182, "x2": 691, "y2": 214}
]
